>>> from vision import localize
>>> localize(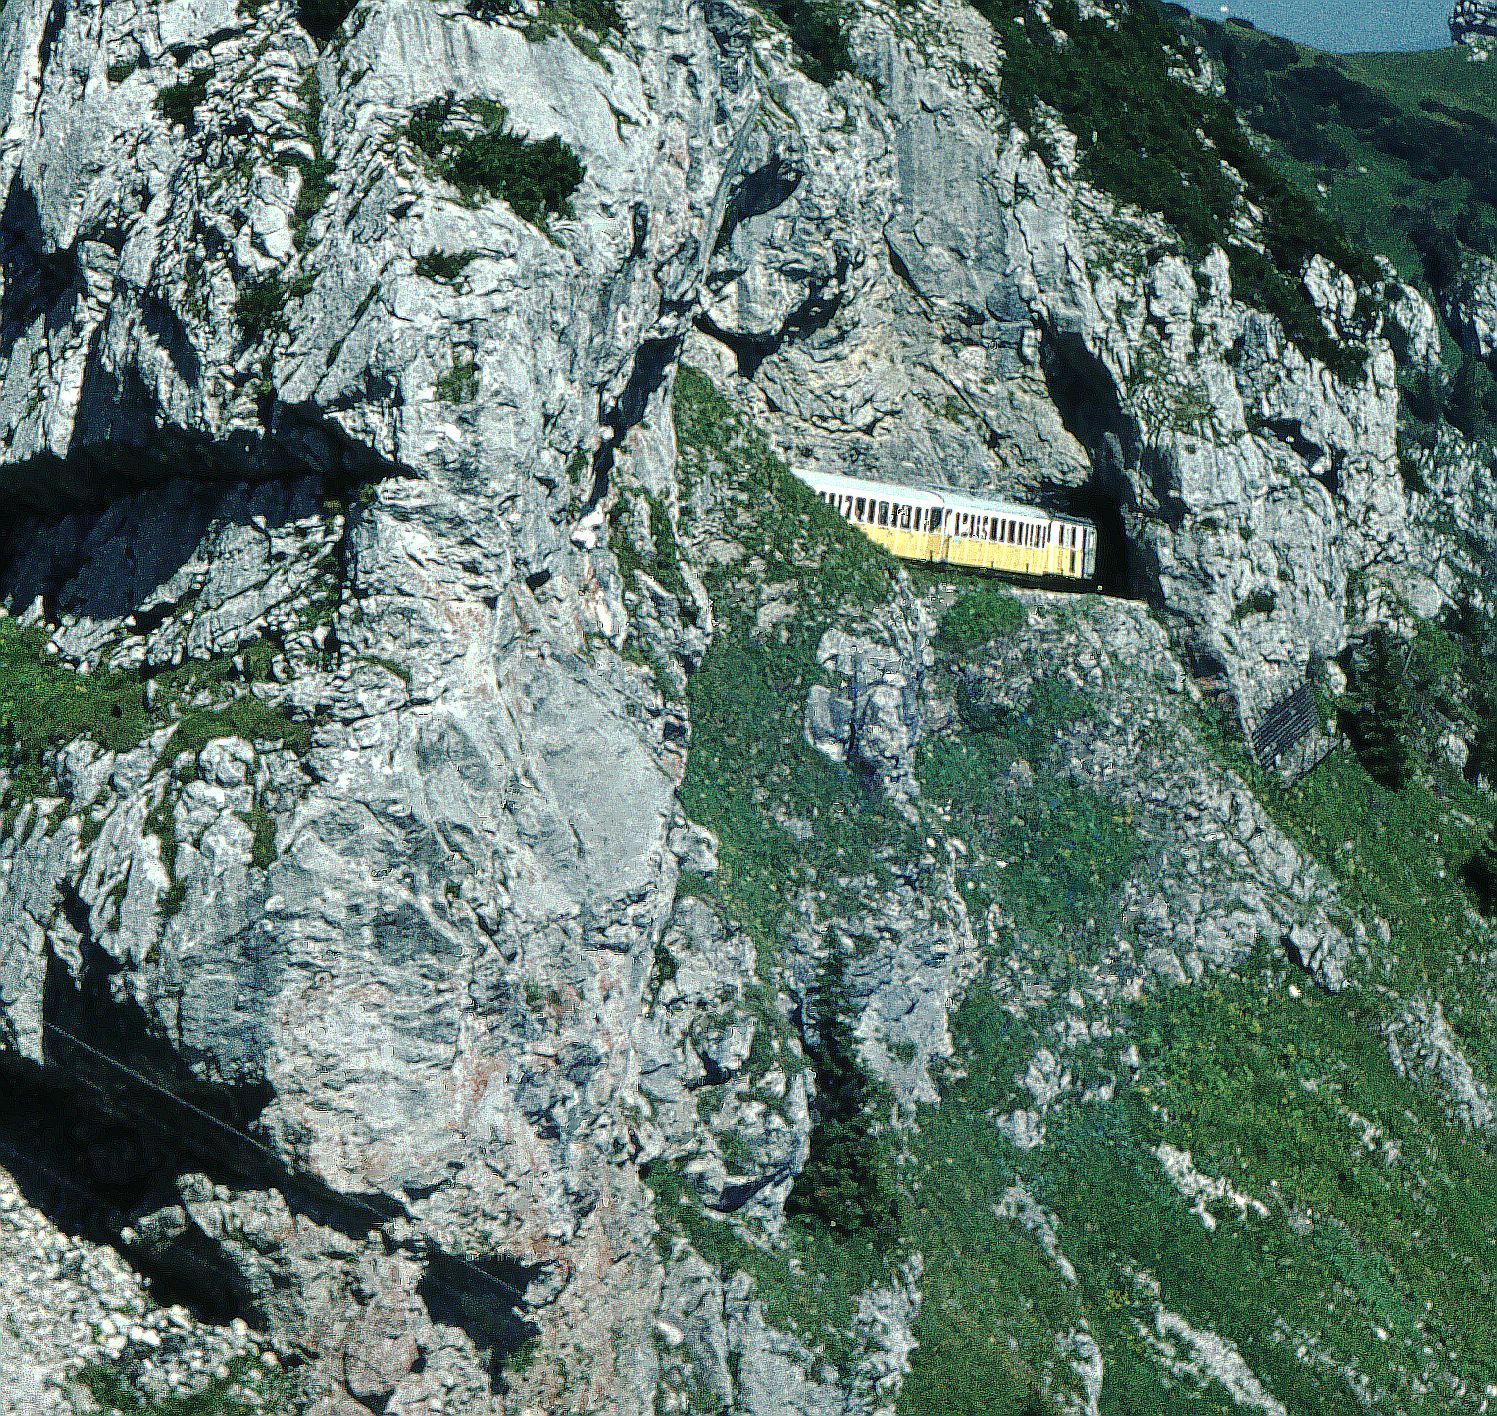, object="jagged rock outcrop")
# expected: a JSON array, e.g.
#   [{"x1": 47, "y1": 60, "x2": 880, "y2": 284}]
[
  {"x1": 1384, "y1": 995, "x2": 1497, "y2": 1132},
  {"x1": 1445, "y1": 255, "x2": 1497, "y2": 362},
  {"x1": 1453, "y1": 0, "x2": 1497, "y2": 47}
]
